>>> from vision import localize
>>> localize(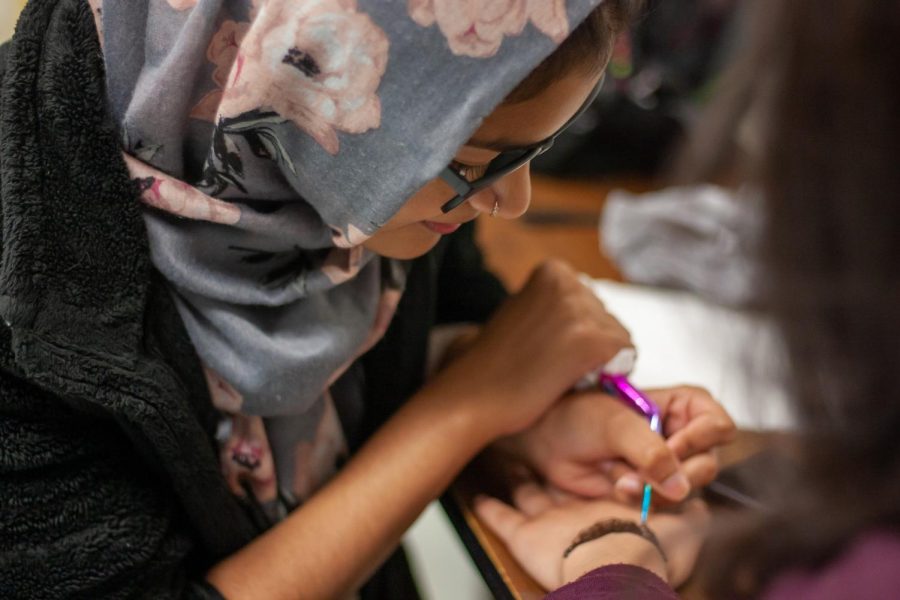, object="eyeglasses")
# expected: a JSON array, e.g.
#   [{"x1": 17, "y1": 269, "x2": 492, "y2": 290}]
[{"x1": 439, "y1": 75, "x2": 605, "y2": 214}]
